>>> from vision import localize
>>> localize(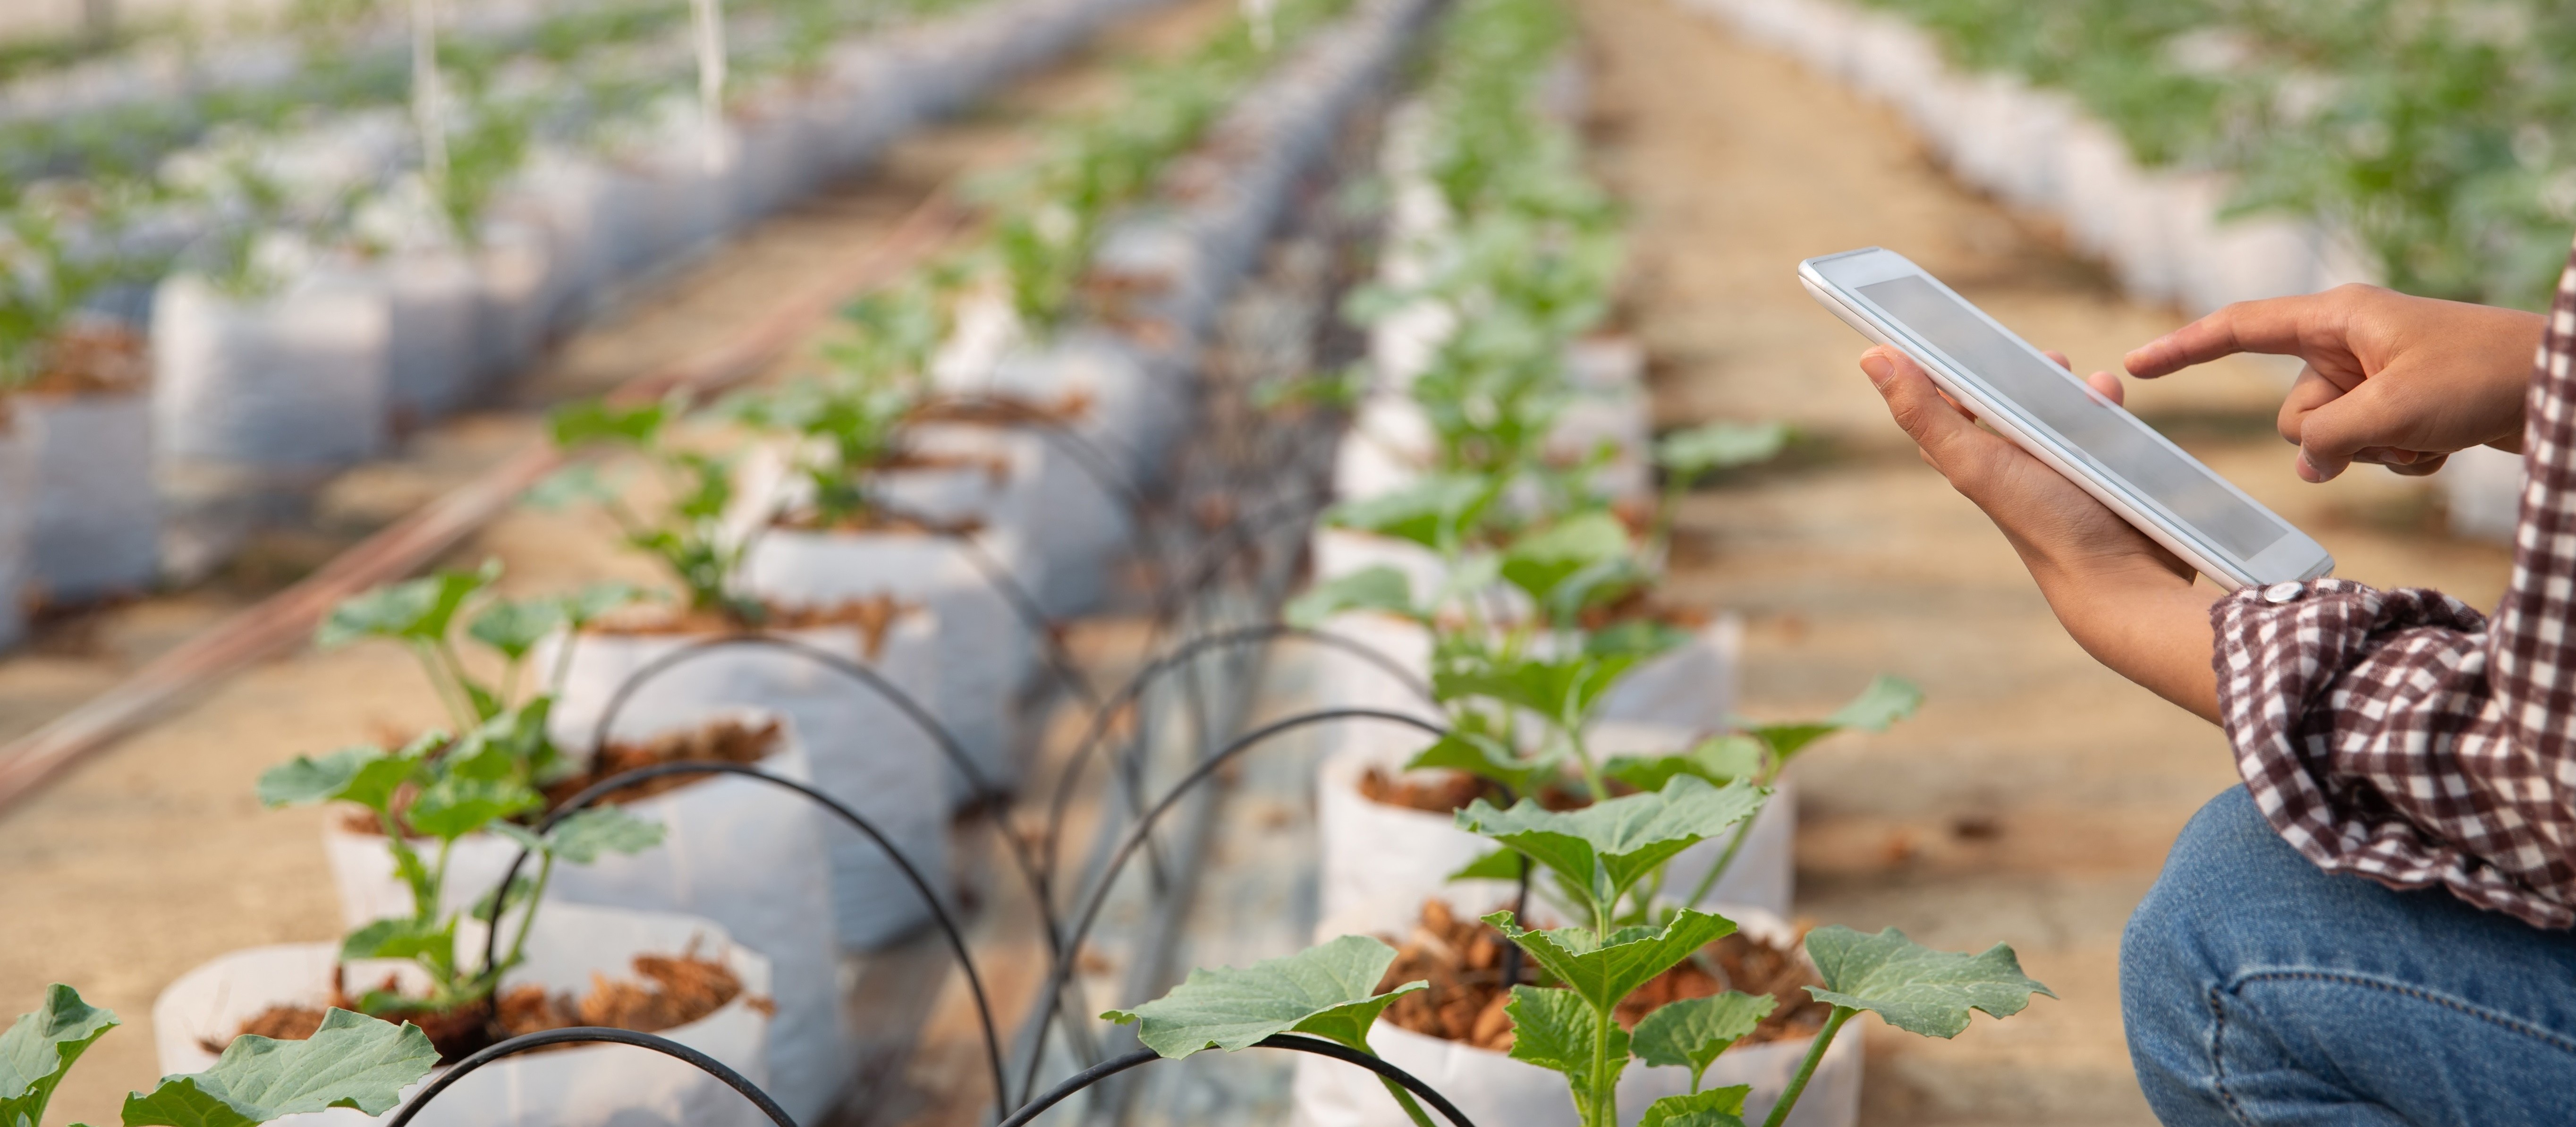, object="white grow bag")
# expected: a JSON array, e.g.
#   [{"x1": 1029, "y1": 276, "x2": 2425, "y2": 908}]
[
  {"x1": 740, "y1": 523, "x2": 1042, "y2": 801},
  {"x1": 897, "y1": 420, "x2": 1130, "y2": 618},
  {"x1": 318, "y1": 713, "x2": 848, "y2": 1125},
  {"x1": 542, "y1": 619, "x2": 951, "y2": 950},
  {"x1": 153, "y1": 903, "x2": 775, "y2": 1127},
  {"x1": 1288, "y1": 902, "x2": 1860, "y2": 1127},
  {"x1": 367, "y1": 247, "x2": 486, "y2": 427},
  {"x1": 1313, "y1": 723, "x2": 1796, "y2": 926},
  {"x1": 0, "y1": 417, "x2": 41, "y2": 647},
  {"x1": 20, "y1": 389, "x2": 157, "y2": 601},
  {"x1": 151, "y1": 271, "x2": 390, "y2": 471}
]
